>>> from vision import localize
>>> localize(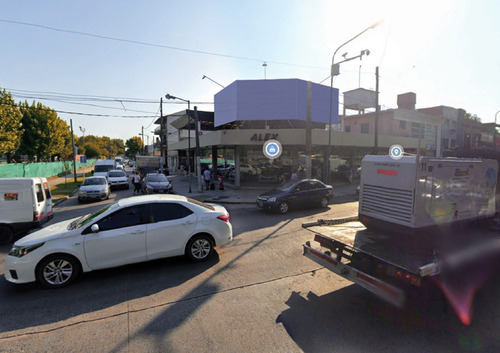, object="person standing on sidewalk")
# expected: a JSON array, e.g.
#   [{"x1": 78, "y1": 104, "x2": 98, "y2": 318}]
[{"x1": 203, "y1": 168, "x2": 211, "y2": 190}]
